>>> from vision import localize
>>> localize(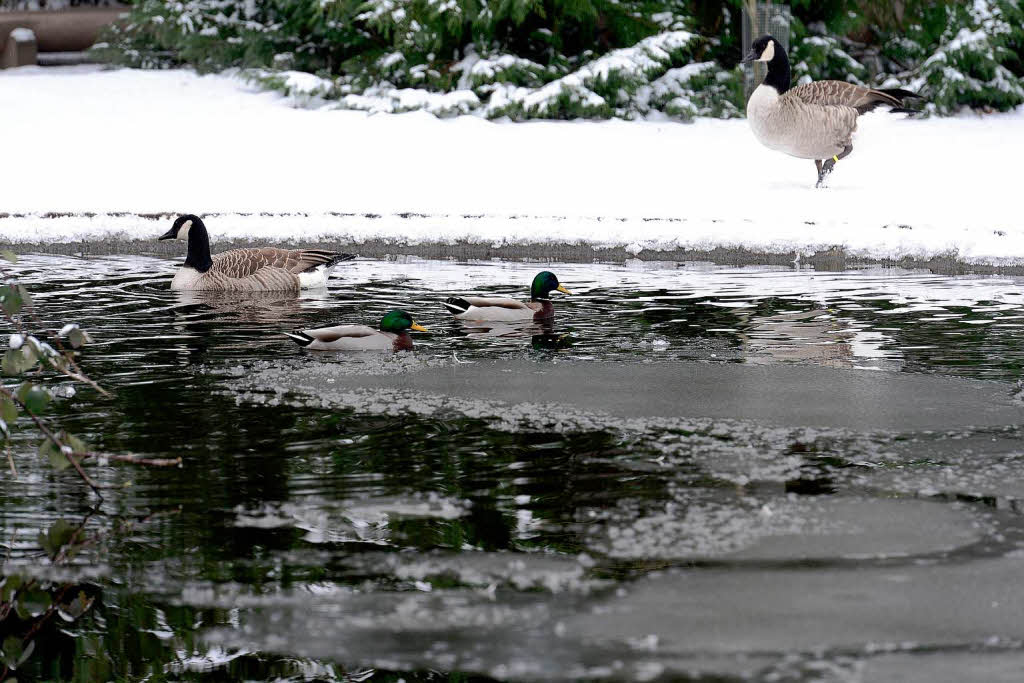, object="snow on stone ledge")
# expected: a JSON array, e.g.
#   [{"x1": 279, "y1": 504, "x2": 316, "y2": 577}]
[{"x1": 3, "y1": 211, "x2": 1024, "y2": 266}]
